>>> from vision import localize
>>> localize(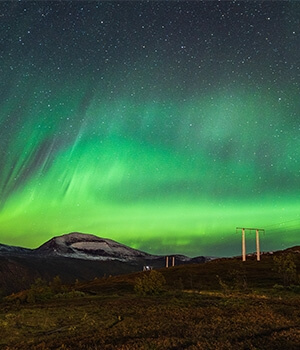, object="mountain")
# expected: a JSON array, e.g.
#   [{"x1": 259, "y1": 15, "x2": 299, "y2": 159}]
[
  {"x1": 0, "y1": 233, "x2": 298, "y2": 296},
  {"x1": 0, "y1": 243, "x2": 32, "y2": 255},
  {"x1": 0, "y1": 232, "x2": 209, "y2": 294},
  {"x1": 35, "y1": 232, "x2": 151, "y2": 261}
]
